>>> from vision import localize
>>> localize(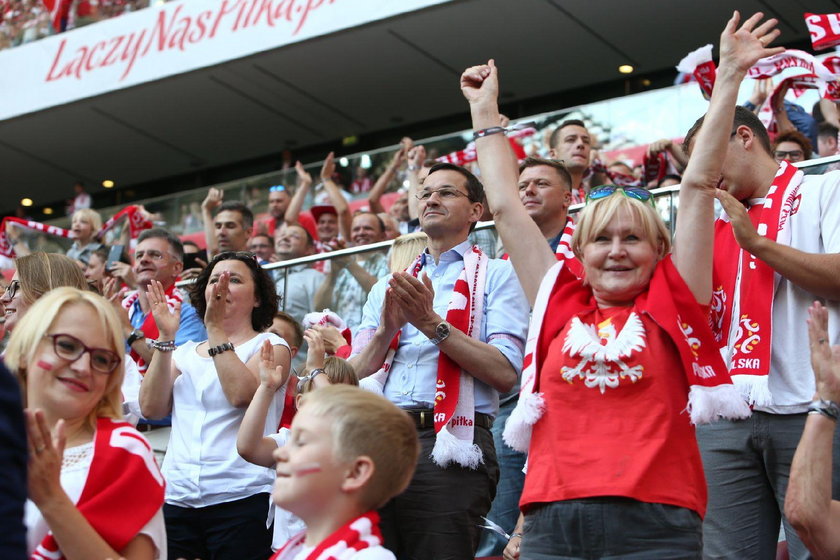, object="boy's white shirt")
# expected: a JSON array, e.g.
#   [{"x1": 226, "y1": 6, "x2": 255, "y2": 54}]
[{"x1": 268, "y1": 428, "x2": 307, "y2": 550}]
